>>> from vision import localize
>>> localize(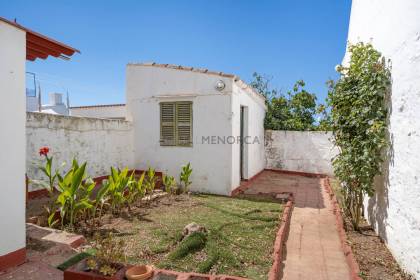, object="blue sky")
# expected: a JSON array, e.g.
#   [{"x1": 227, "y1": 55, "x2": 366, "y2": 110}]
[{"x1": 1, "y1": 0, "x2": 352, "y2": 106}]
